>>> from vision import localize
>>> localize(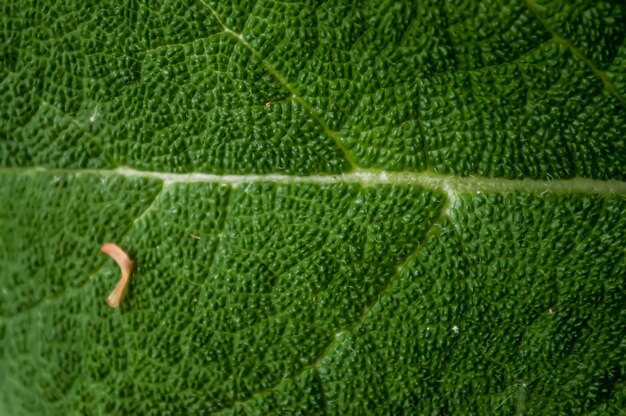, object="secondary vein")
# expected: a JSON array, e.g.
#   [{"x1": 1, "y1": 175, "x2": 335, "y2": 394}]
[
  {"x1": 195, "y1": 0, "x2": 358, "y2": 170},
  {"x1": 524, "y1": 0, "x2": 626, "y2": 109}
]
